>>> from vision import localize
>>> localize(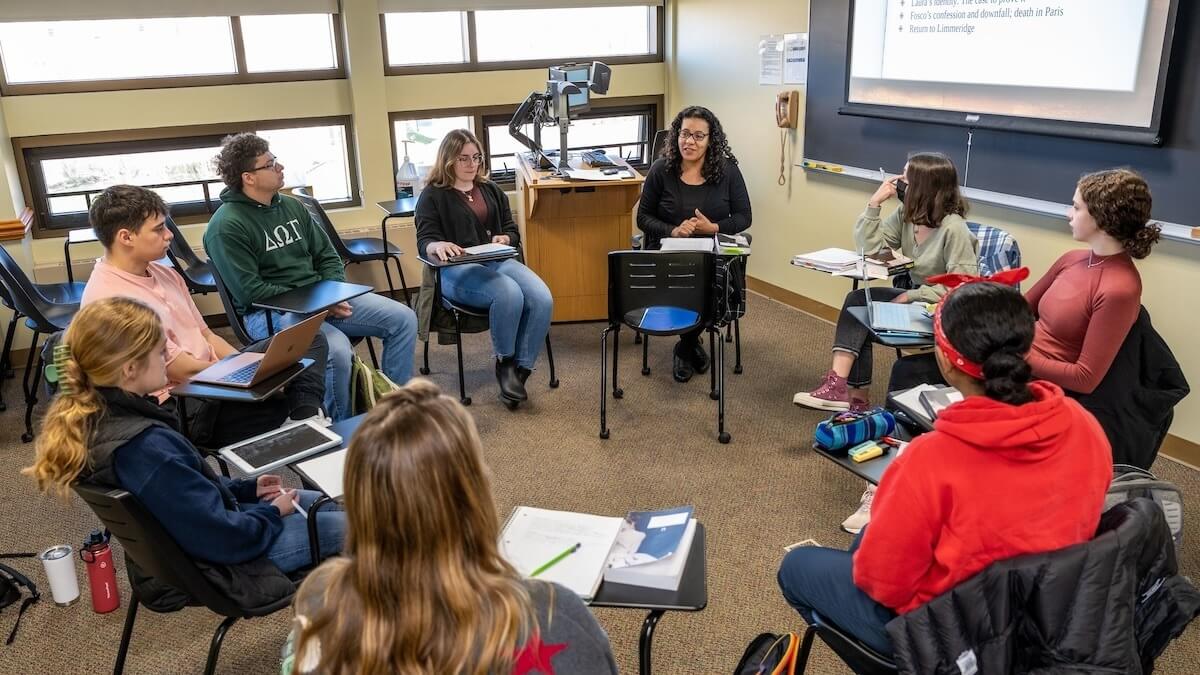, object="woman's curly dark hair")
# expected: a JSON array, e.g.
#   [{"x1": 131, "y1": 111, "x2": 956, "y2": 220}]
[
  {"x1": 1077, "y1": 168, "x2": 1160, "y2": 259},
  {"x1": 663, "y1": 106, "x2": 737, "y2": 185},
  {"x1": 214, "y1": 133, "x2": 271, "y2": 191}
]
